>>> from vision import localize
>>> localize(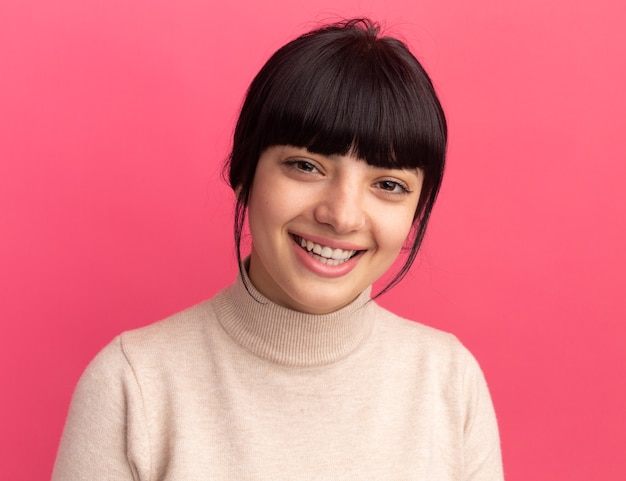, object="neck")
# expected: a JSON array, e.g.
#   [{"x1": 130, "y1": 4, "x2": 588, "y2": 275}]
[{"x1": 213, "y1": 269, "x2": 375, "y2": 367}]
